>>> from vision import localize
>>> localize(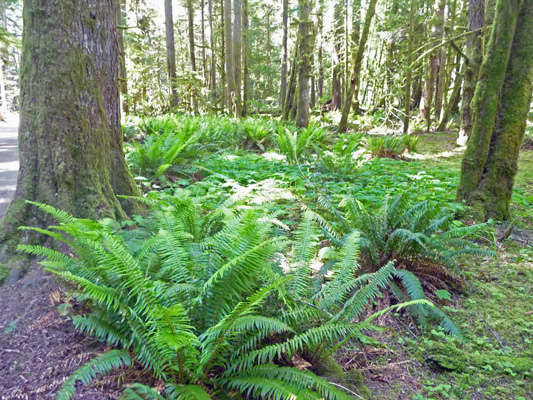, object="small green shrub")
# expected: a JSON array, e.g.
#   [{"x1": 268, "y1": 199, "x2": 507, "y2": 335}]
[
  {"x1": 366, "y1": 135, "x2": 417, "y2": 159},
  {"x1": 276, "y1": 123, "x2": 324, "y2": 164}
]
